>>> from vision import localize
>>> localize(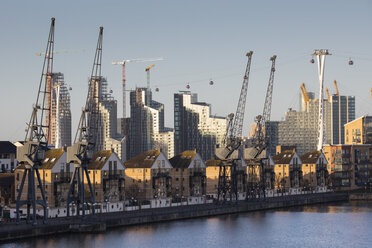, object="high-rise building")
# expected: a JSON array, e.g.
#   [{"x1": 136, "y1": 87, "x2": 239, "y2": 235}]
[
  {"x1": 269, "y1": 97, "x2": 332, "y2": 156},
  {"x1": 127, "y1": 88, "x2": 171, "y2": 159},
  {"x1": 269, "y1": 87, "x2": 356, "y2": 155},
  {"x1": 330, "y1": 95, "x2": 355, "y2": 144},
  {"x1": 87, "y1": 76, "x2": 125, "y2": 160},
  {"x1": 48, "y1": 73, "x2": 72, "y2": 148},
  {"x1": 153, "y1": 128, "x2": 174, "y2": 159},
  {"x1": 174, "y1": 91, "x2": 227, "y2": 161}
]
